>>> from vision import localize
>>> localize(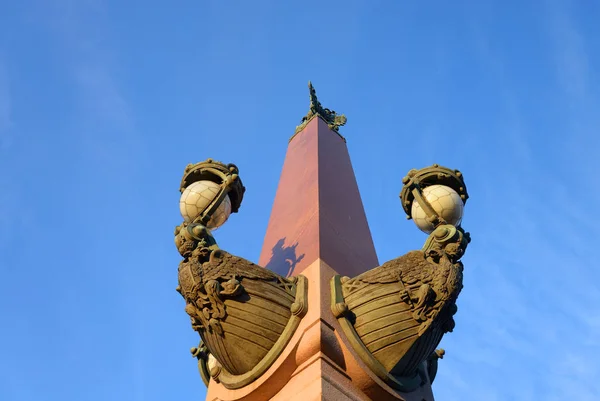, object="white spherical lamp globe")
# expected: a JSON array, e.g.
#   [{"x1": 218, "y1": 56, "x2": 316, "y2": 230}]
[
  {"x1": 179, "y1": 180, "x2": 232, "y2": 230},
  {"x1": 411, "y1": 184, "x2": 463, "y2": 234}
]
